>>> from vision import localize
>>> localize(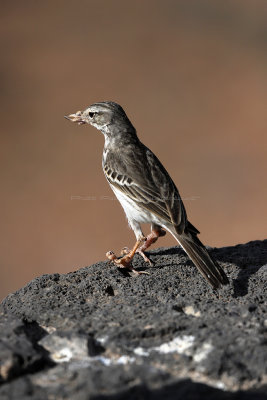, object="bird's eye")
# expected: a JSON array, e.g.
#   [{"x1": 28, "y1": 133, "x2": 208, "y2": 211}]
[{"x1": 89, "y1": 112, "x2": 95, "y2": 118}]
